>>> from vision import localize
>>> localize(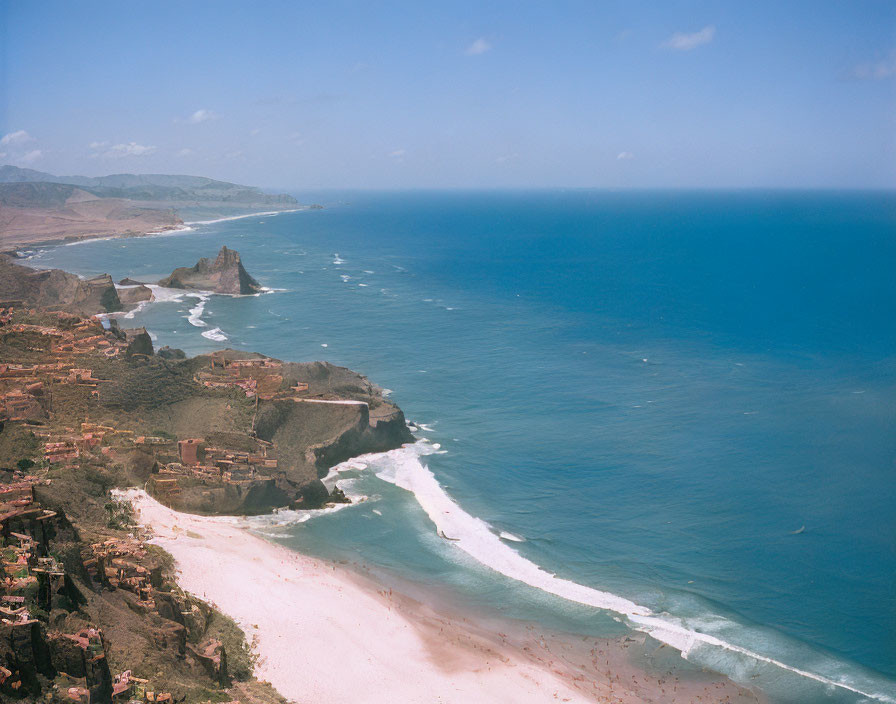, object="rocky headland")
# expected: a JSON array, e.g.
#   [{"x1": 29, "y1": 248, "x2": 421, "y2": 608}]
[
  {"x1": 0, "y1": 251, "x2": 412, "y2": 701},
  {"x1": 0, "y1": 254, "x2": 122, "y2": 315}
]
